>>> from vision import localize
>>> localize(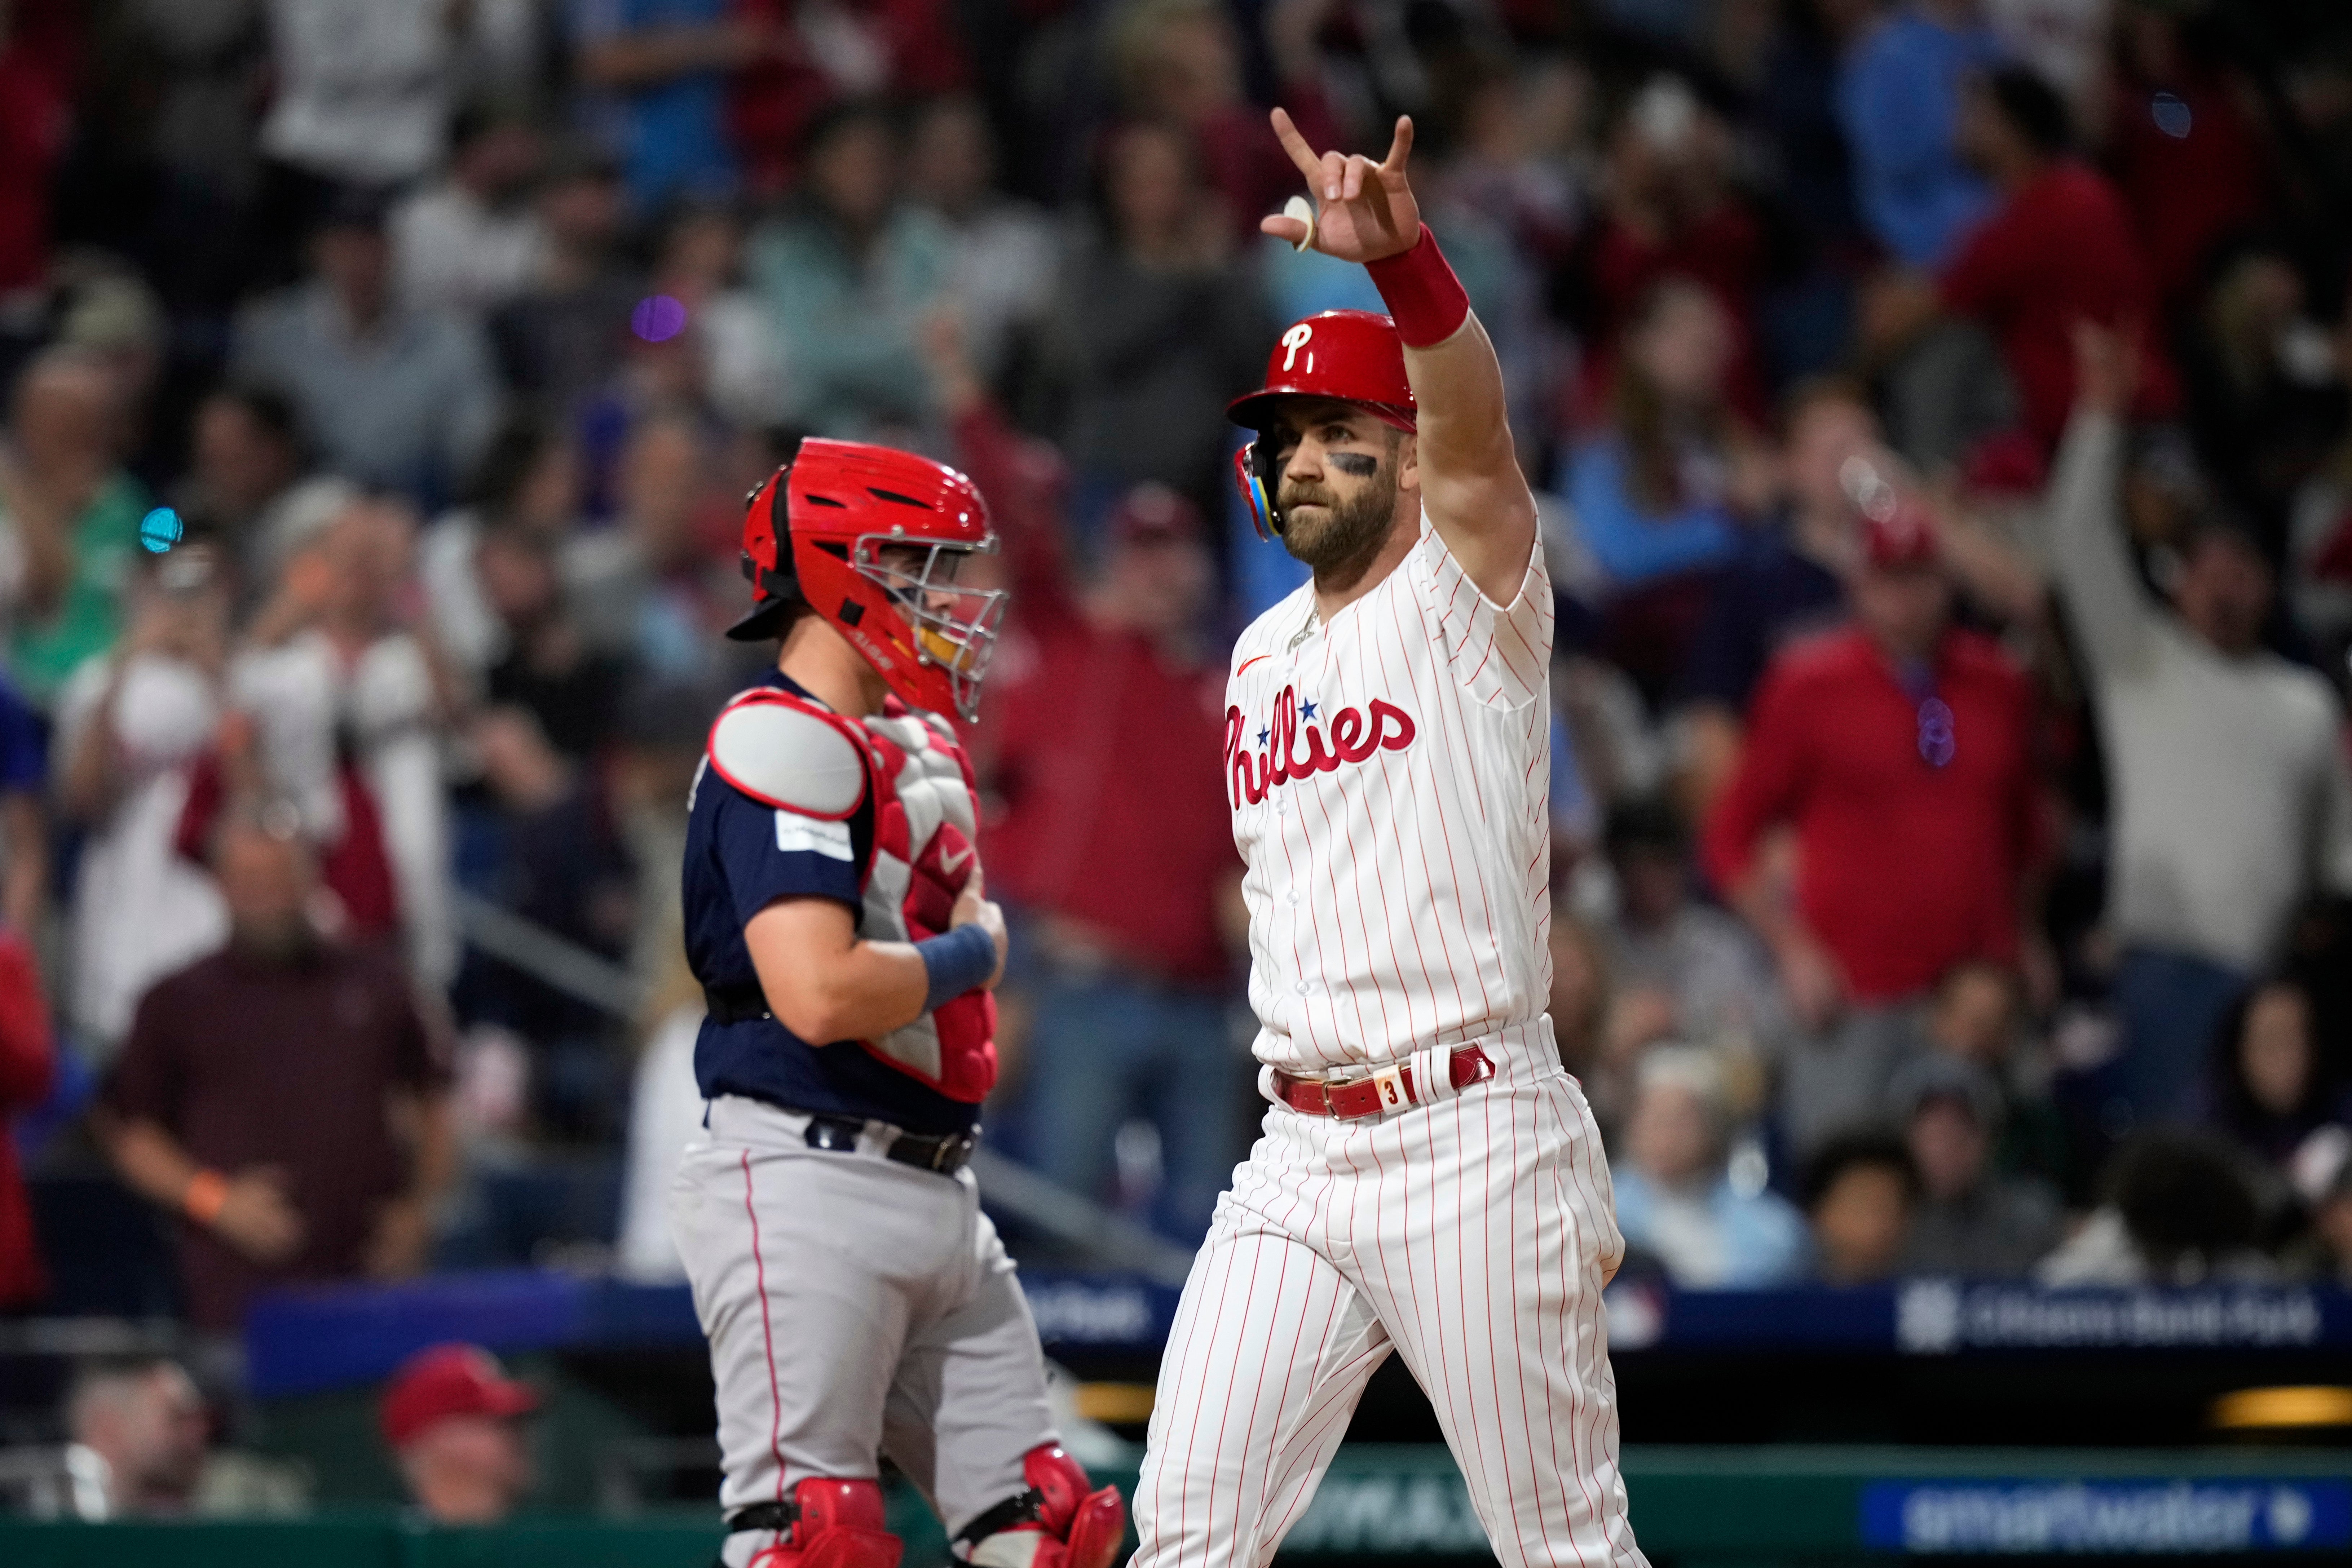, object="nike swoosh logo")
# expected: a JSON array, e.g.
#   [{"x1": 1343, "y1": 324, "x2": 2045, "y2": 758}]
[
  {"x1": 1235, "y1": 654, "x2": 1271, "y2": 677},
  {"x1": 940, "y1": 845, "x2": 972, "y2": 876}
]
